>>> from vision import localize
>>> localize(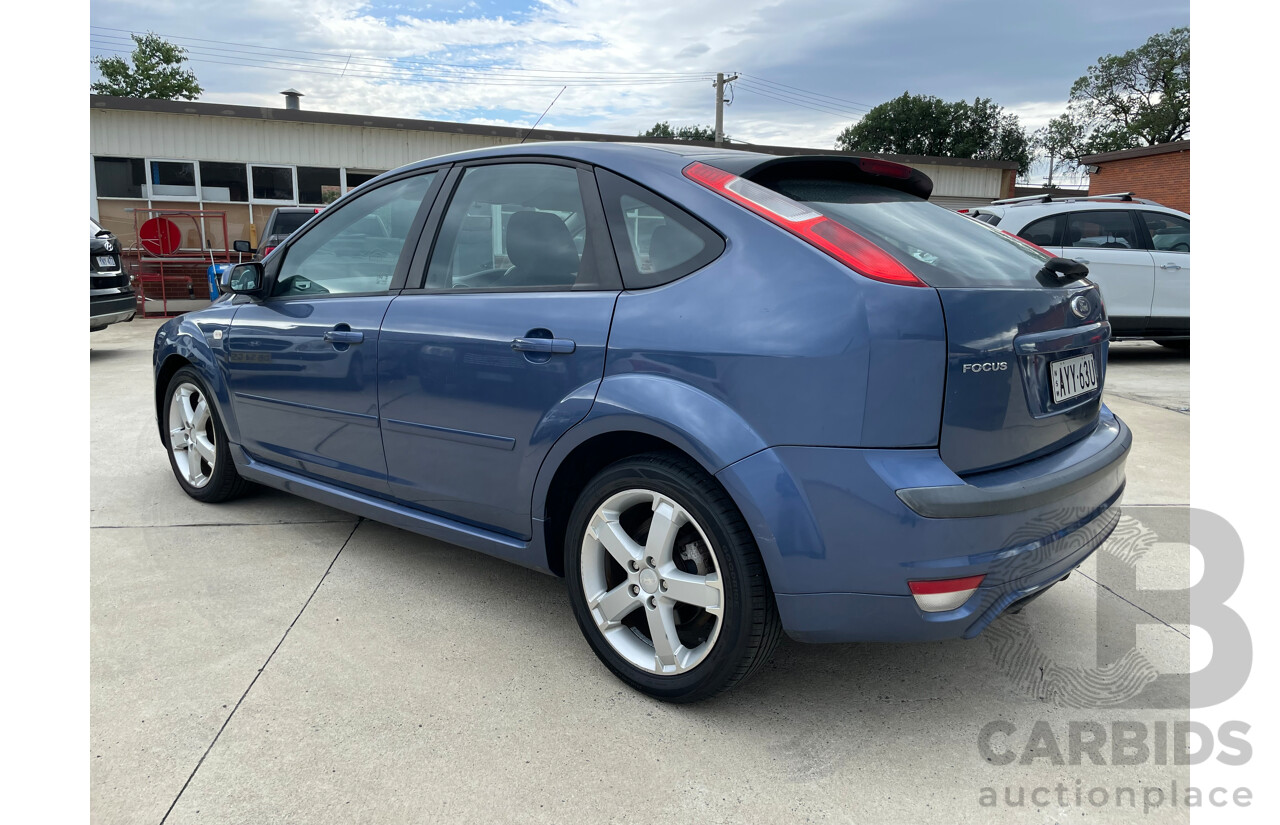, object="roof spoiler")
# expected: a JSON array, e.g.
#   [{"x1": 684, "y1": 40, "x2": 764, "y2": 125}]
[{"x1": 705, "y1": 154, "x2": 934, "y2": 200}]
